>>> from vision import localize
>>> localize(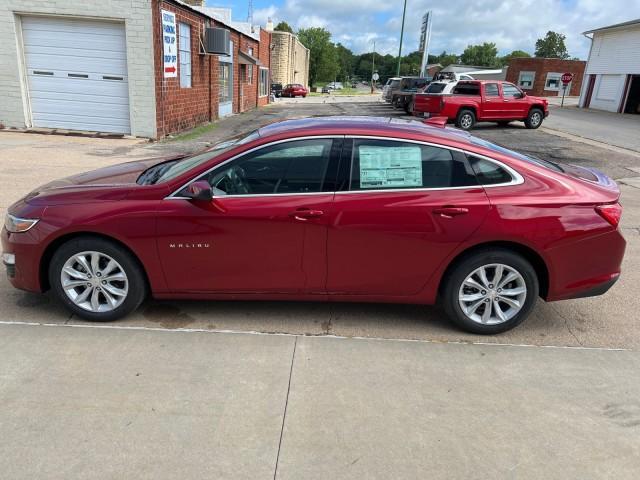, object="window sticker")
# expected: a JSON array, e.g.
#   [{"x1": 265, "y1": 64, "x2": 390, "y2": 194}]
[{"x1": 359, "y1": 146, "x2": 422, "y2": 188}]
